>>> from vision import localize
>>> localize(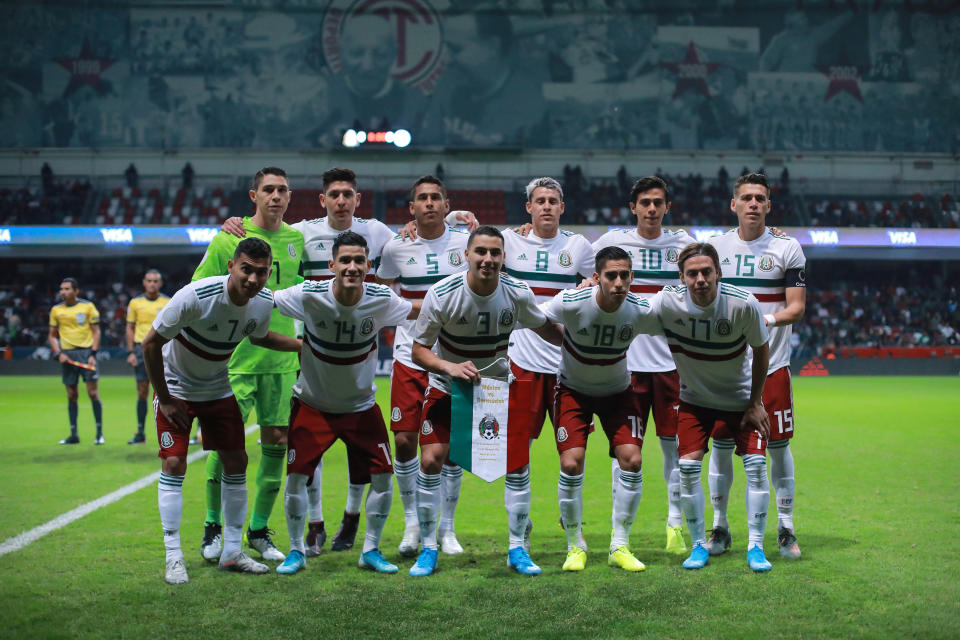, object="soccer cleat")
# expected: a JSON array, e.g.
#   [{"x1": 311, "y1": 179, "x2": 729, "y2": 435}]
[
  {"x1": 164, "y1": 556, "x2": 189, "y2": 584},
  {"x1": 359, "y1": 549, "x2": 399, "y2": 574},
  {"x1": 706, "y1": 526, "x2": 732, "y2": 556},
  {"x1": 331, "y1": 512, "x2": 360, "y2": 551},
  {"x1": 778, "y1": 527, "x2": 802, "y2": 559},
  {"x1": 127, "y1": 432, "x2": 145, "y2": 445},
  {"x1": 665, "y1": 524, "x2": 688, "y2": 555},
  {"x1": 523, "y1": 519, "x2": 533, "y2": 553},
  {"x1": 94, "y1": 434, "x2": 105, "y2": 445},
  {"x1": 276, "y1": 550, "x2": 306, "y2": 575},
  {"x1": 507, "y1": 546, "x2": 542, "y2": 576},
  {"x1": 219, "y1": 551, "x2": 269, "y2": 574},
  {"x1": 558, "y1": 516, "x2": 588, "y2": 551},
  {"x1": 59, "y1": 434, "x2": 79, "y2": 445},
  {"x1": 608, "y1": 546, "x2": 646, "y2": 572},
  {"x1": 305, "y1": 522, "x2": 327, "y2": 558},
  {"x1": 683, "y1": 543, "x2": 710, "y2": 570},
  {"x1": 246, "y1": 527, "x2": 285, "y2": 561},
  {"x1": 747, "y1": 544, "x2": 773, "y2": 572},
  {"x1": 397, "y1": 524, "x2": 420, "y2": 558},
  {"x1": 409, "y1": 548, "x2": 439, "y2": 577},
  {"x1": 562, "y1": 547, "x2": 587, "y2": 572},
  {"x1": 200, "y1": 522, "x2": 223, "y2": 562},
  {"x1": 438, "y1": 528, "x2": 464, "y2": 555}
]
